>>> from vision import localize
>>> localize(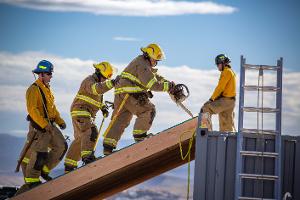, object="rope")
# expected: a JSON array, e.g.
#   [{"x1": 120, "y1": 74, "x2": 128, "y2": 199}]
[{"x1": 178, "y1": 129, "x2": 196, "y2": 200}]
